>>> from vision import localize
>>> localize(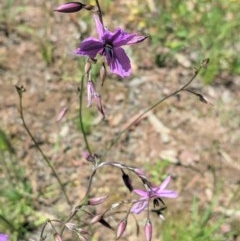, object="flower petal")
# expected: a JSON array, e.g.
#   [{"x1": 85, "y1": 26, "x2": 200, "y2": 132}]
[
  {"x1": 93, "y1": 14, "x2": 105, "y2": 39},
  {"x1": 130, "y1": 200, "x2": 148, "y2": 214},
  {"x1": 156, "y1": 190, "x2": 178, "y2": 198},
  {"x1": 133, "y1": 189, "x2": 148, "y2": 197},
  {"x1": 106, "y1": 47, "x2": 131, "y2": 77},
  {"x1": 110, "y1": 28, "x2": 147, "y2": 47},
  {"x1": 159, "y1": 175, "x2": 171, "y2": 191},
  {"x1": 74, "y1": 38, "x2": 103, "y2": 58}
]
